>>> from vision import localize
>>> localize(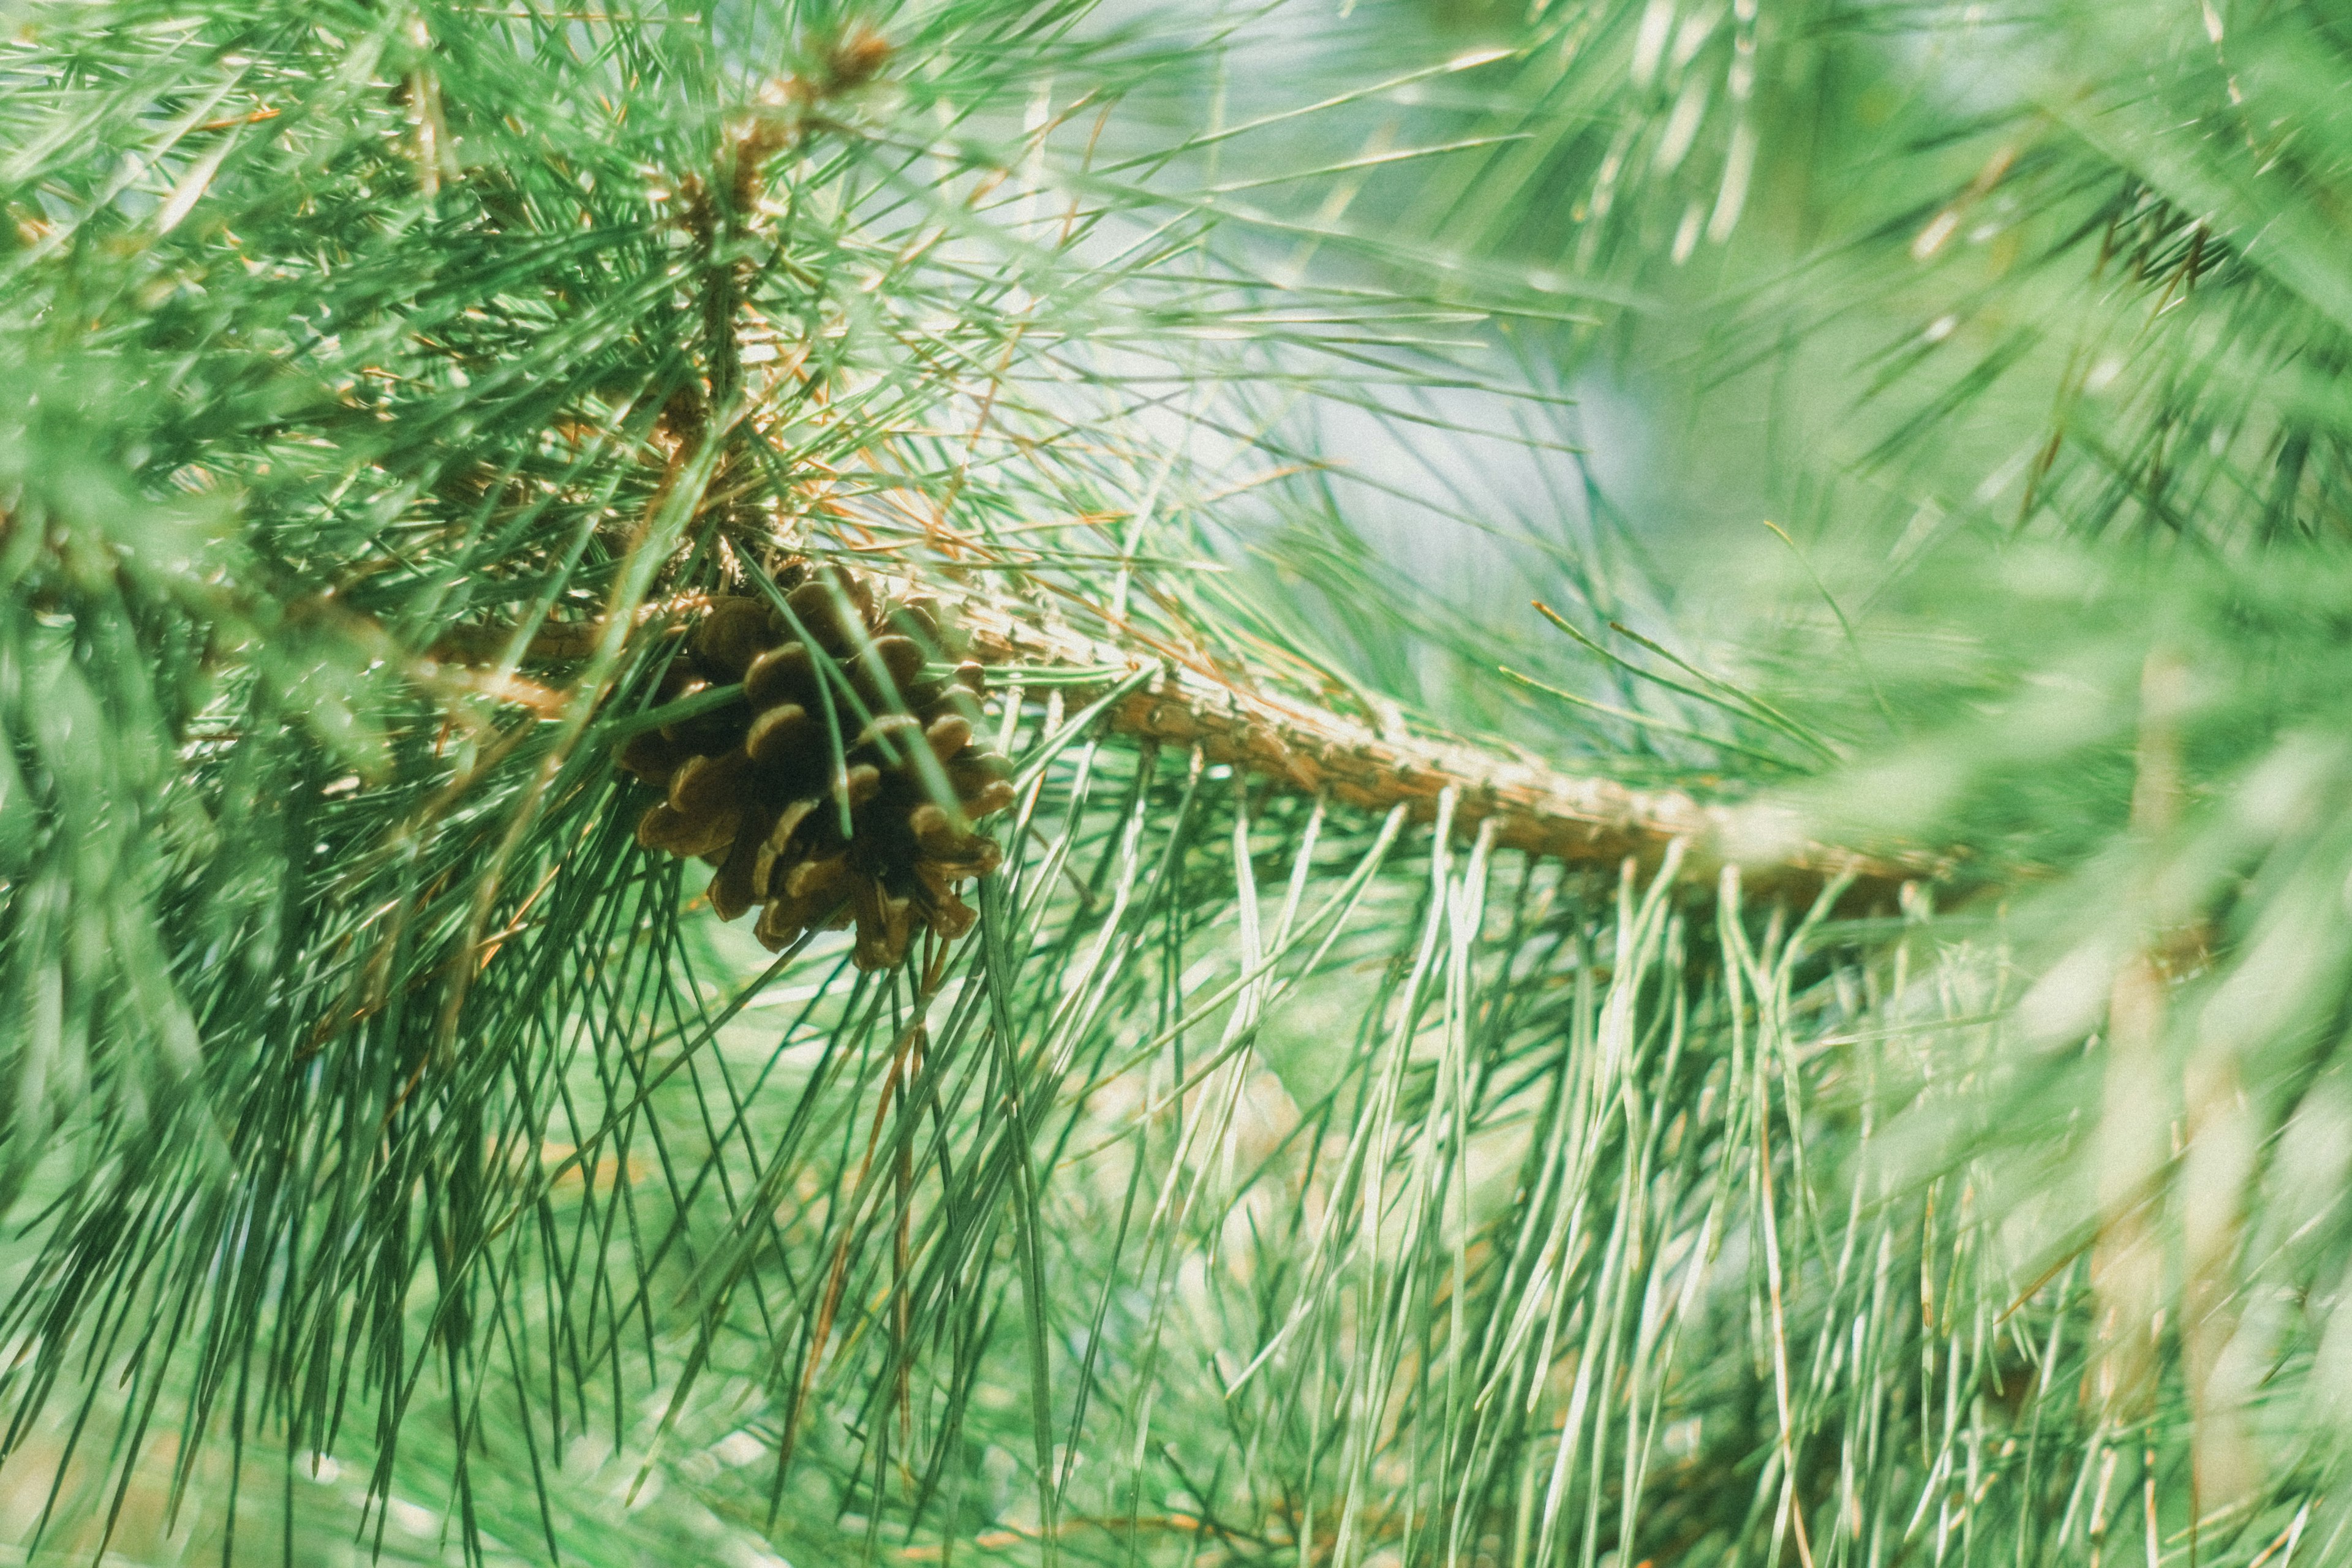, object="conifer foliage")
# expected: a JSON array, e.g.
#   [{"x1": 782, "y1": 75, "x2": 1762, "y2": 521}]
[{"x1": 8, "y1": 0, "x2": 2352, "y2": 1565}]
